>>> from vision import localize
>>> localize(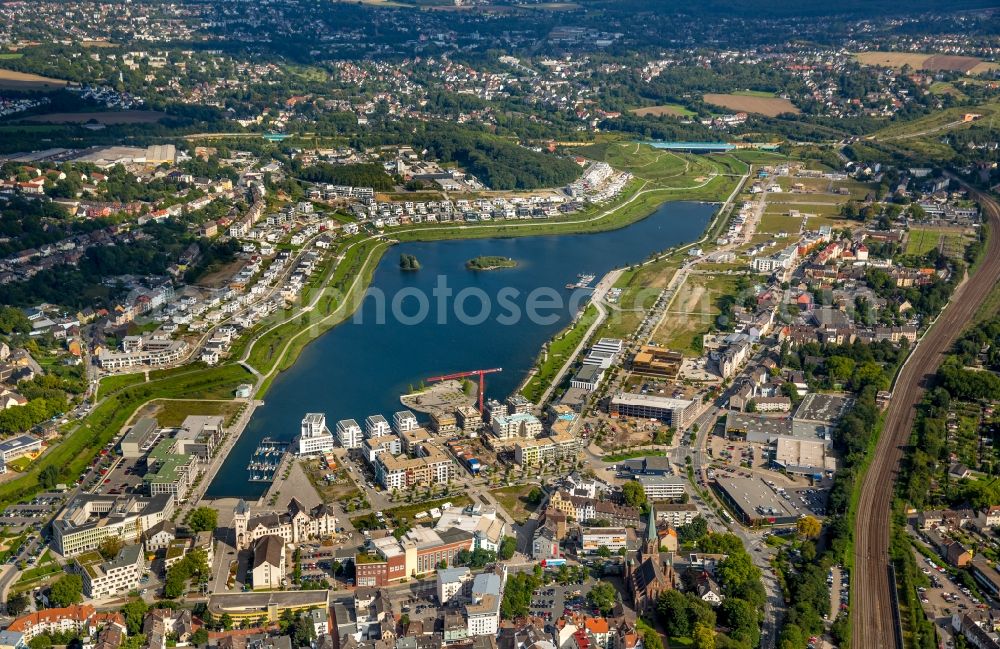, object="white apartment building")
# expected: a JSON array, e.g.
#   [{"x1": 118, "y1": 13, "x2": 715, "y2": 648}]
[
  {"x1": 466, "y1": 571, "x2": 505, "y2": 637},
  {"x1": 437, "y1": 566, "x2": 472, "y2": 604},
  {"x1": 77, "y1": 544, "x2": 146, "y2": 599},
  {"x1": 365, "y1": 414, "x2": 392, "y2": 438},
  {"x1": 491, "y1": 413, "x2": 543, "y2": 440},
  {"x1": 336, "y1": 419, "x2": 364, "y2": 449},
  {"x1": 393, "y1": 410, "x2": 419, "y2": 434},
  {"x1": 298, "y1": 413, "x2": 334, "y2": 455}
]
